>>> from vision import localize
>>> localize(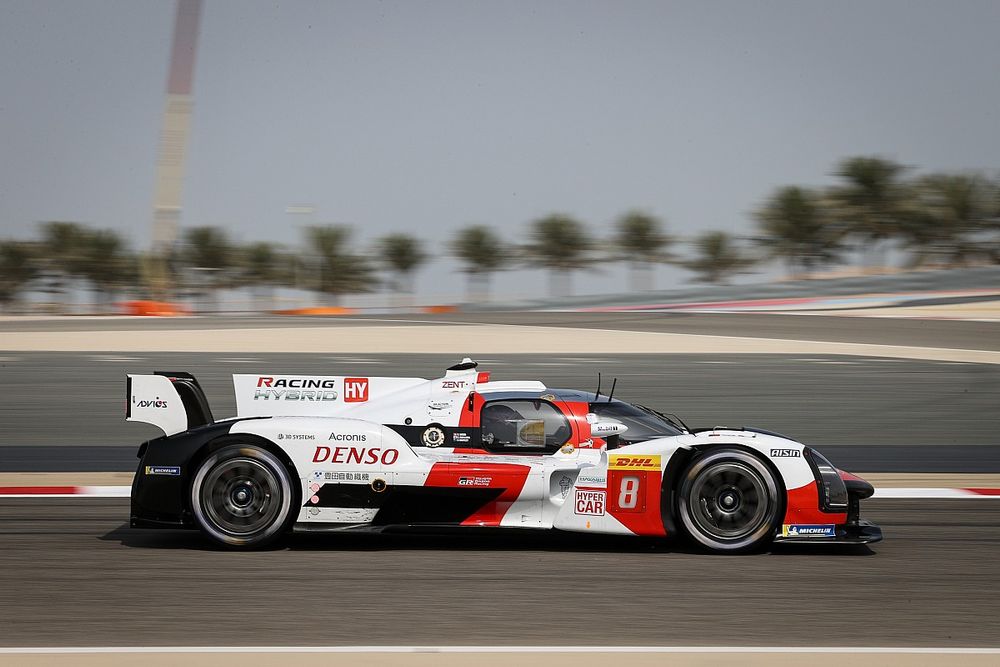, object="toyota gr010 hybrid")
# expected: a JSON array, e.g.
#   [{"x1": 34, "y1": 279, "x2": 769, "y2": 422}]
[{"x1": 126, "y1": 359, "x2": 882, "y2": 552}]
